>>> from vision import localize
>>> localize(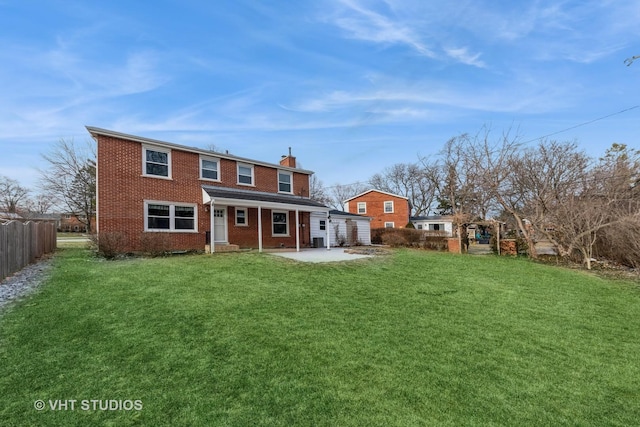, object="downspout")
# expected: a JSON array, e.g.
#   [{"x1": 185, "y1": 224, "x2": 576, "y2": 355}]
[
  {"x1": 326, "y1": 211, "x2": 331, "y2": 250},
  {"x1": 257, "y1": 205, "x2": 263, "y2": 252},
  {"x1": 210, "y1": 200, "x2": 215, "y2": 253},
  {"x1": 295, "y1": 209, "x2": 300, "y2": 252}
]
